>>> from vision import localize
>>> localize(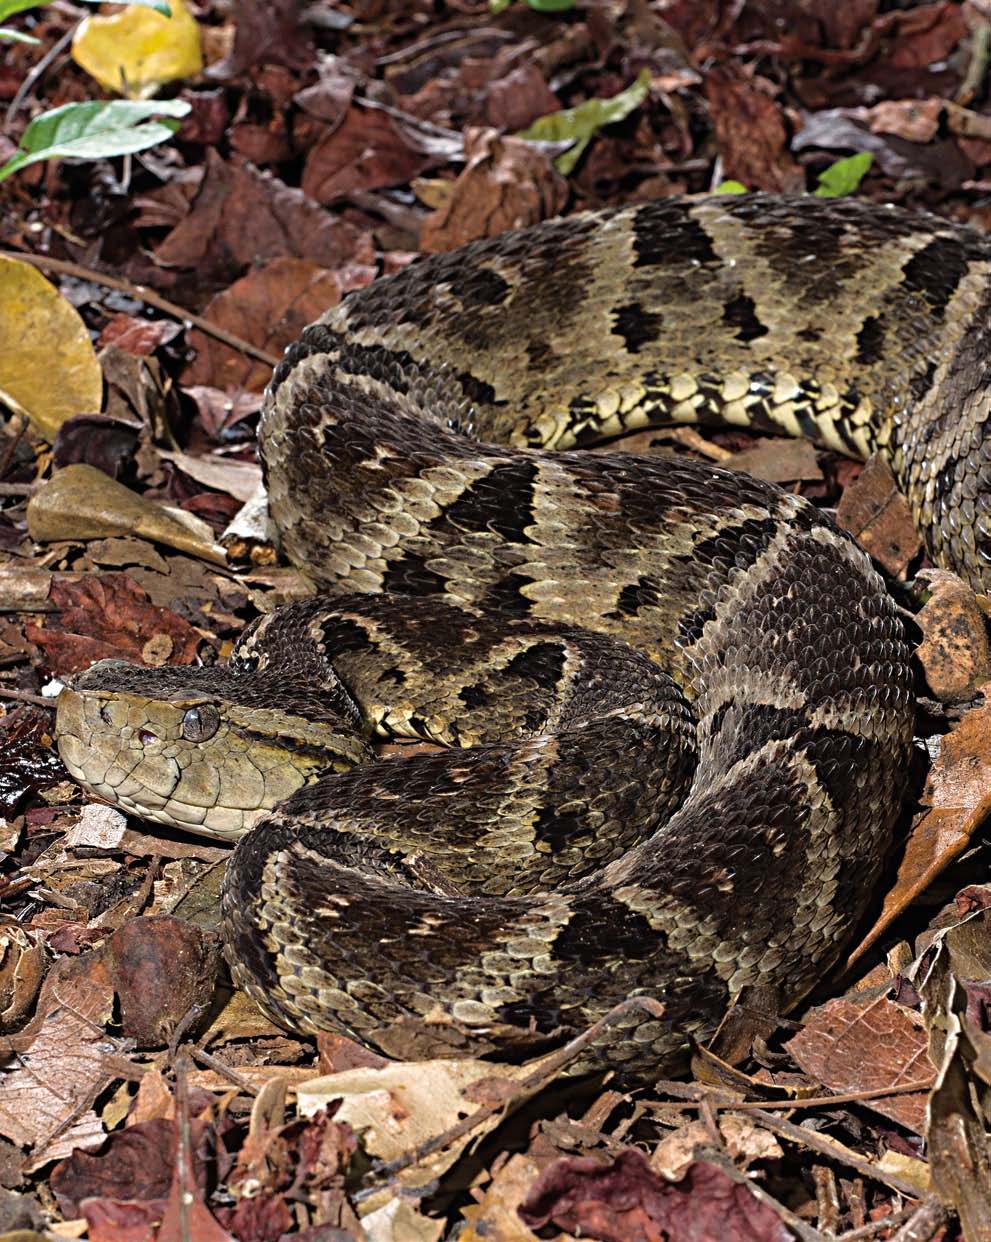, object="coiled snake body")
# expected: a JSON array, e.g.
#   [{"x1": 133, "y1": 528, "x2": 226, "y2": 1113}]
[{"x1": 59, "y1": 193, "x2": 991, "y2": 1078}]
